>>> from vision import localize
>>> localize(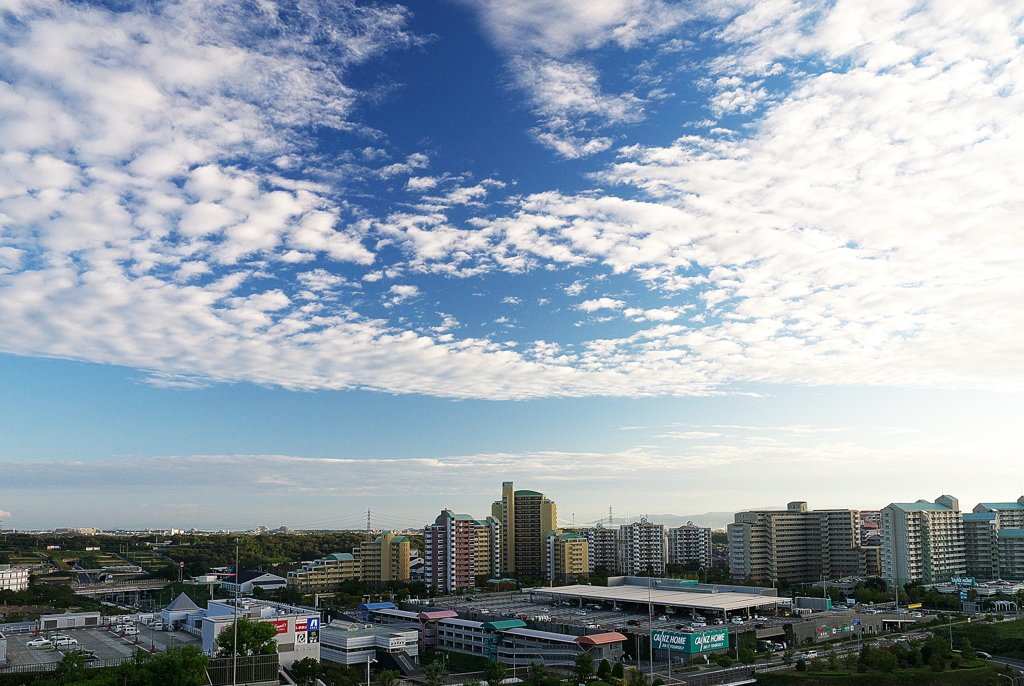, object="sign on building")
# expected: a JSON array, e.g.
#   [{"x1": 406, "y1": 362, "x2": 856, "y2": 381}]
[
  {"x1": 652, "y1": 629, "x2": 729, "y2": 654},
  {"x1": 950, "y1": 577, "x2": 975, "y2": 587}
]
